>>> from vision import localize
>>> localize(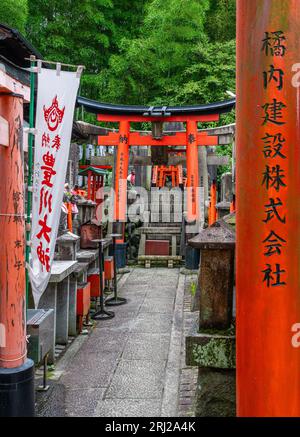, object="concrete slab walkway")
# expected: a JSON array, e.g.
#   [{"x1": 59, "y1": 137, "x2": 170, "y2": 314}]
[{"x1": 57, "y1": 267, "x2": 185, "y2": 417}]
